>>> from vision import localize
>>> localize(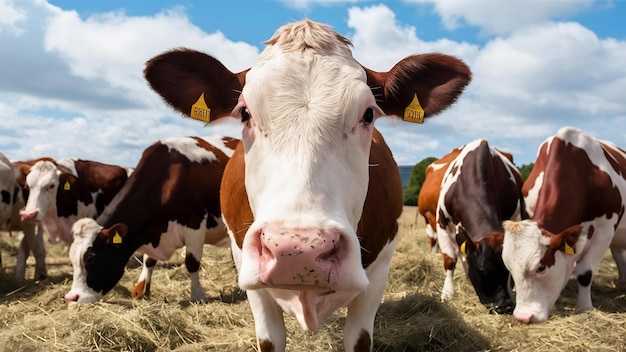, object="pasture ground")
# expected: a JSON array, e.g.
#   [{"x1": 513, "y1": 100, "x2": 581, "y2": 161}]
[{"x1": 0, "y1": 206, "x2": 625, "y2": 351}]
